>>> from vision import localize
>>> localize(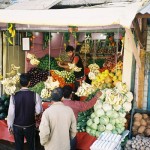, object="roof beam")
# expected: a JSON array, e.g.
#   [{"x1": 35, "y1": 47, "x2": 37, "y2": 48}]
[{"x1": 136, "y1": 13, "x2": 150, "y2": 18}]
